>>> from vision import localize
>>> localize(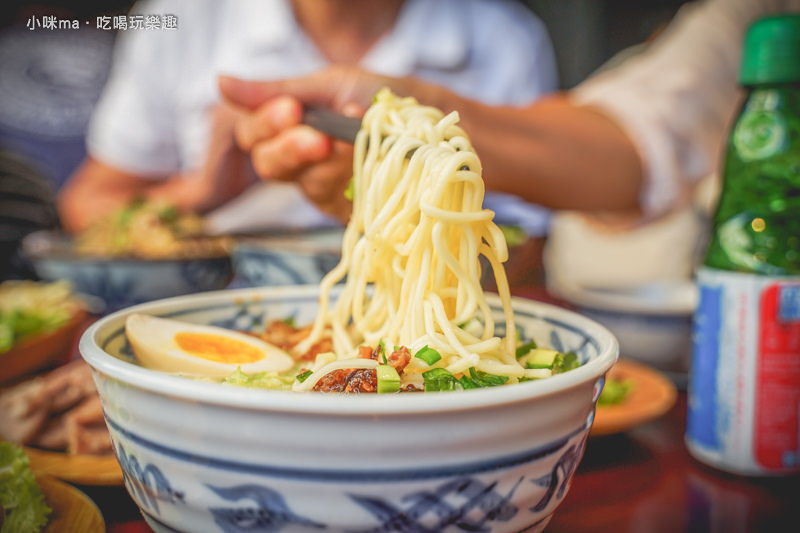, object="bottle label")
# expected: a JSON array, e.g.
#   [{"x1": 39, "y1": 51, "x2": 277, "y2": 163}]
[{"x1": 687, "y1": 268, "x2": 800, "y2": 475}]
